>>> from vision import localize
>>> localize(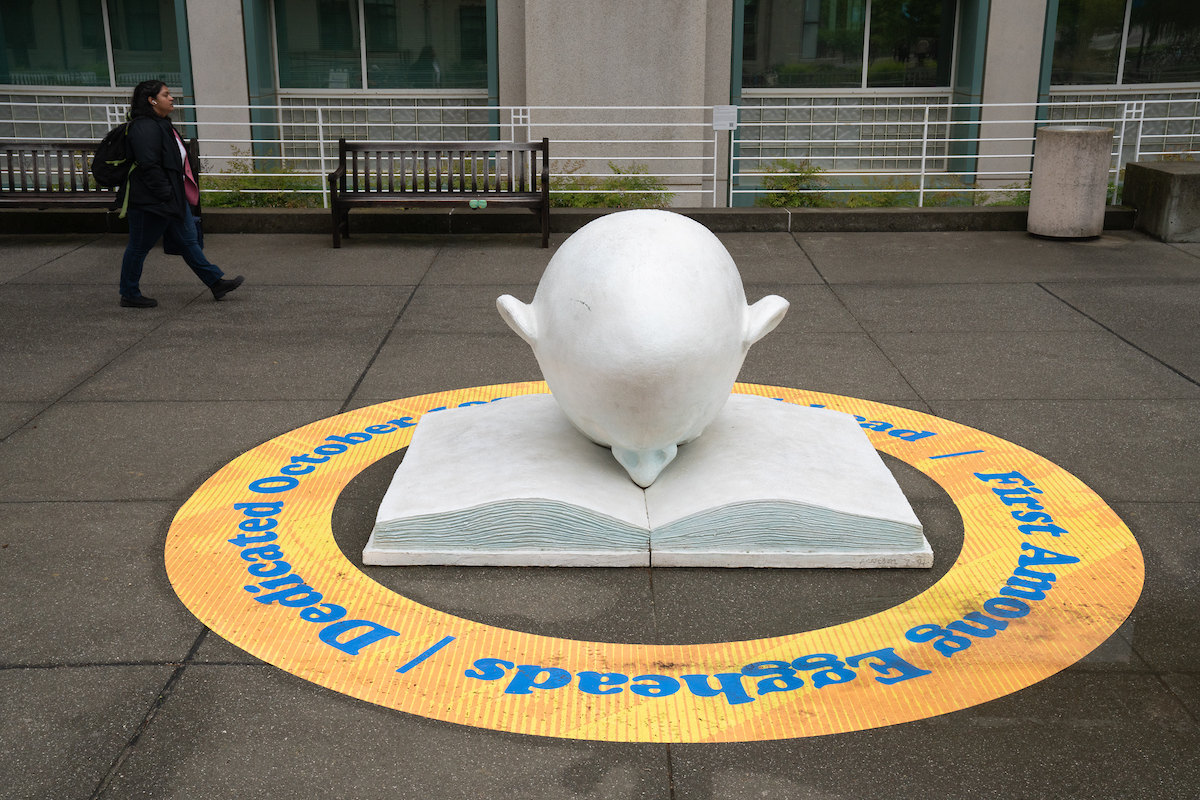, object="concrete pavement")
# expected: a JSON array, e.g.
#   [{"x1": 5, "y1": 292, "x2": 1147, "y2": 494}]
[{"x1": 1, "y1": 228, "x2": 1198, "y2": 799}]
